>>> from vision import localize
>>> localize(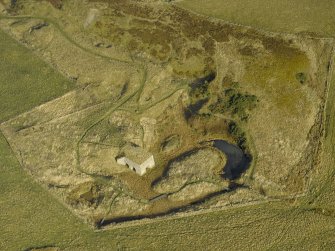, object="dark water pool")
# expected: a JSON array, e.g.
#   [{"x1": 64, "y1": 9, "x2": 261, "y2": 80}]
[{"x1": 212, "y1": 140, "x2": 251, "y2": 180}]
